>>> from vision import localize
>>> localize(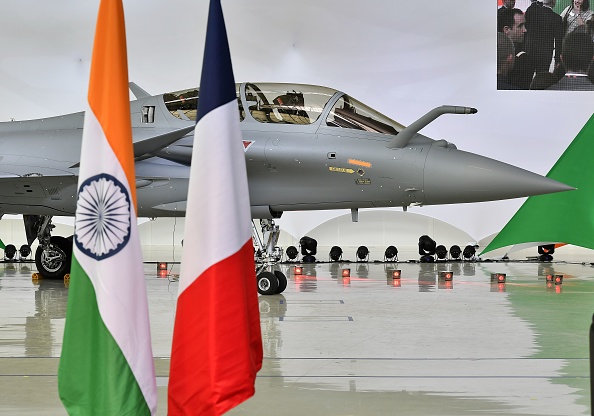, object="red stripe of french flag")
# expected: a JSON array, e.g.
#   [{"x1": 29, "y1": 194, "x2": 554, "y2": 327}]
[{"x1": 168, "y1": 0, "x2": 262, "y2": 414}]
